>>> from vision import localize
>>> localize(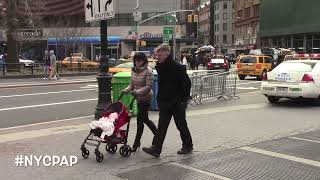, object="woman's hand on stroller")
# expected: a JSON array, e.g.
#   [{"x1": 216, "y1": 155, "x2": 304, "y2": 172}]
[
  {"x1": 121, "y1": 89, "x2": 128, "y2": 94},
  {"x1": 129, "y1": 90, "x2": 138, "y2": 96}
]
